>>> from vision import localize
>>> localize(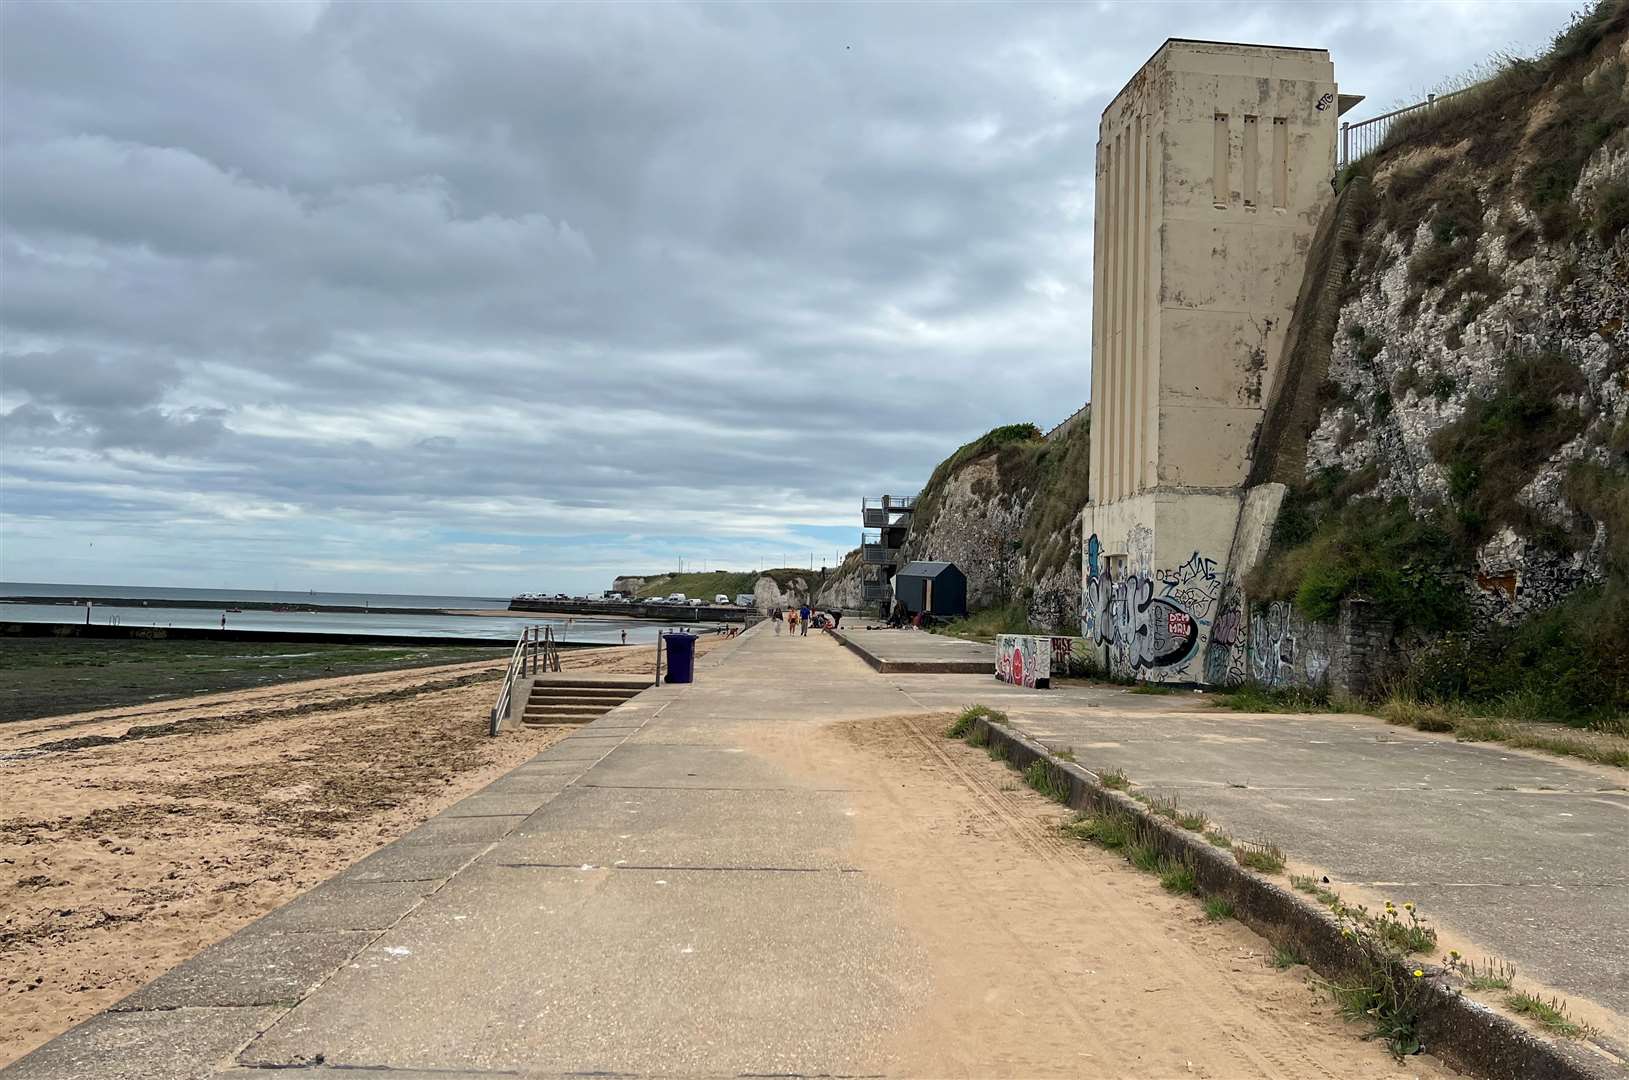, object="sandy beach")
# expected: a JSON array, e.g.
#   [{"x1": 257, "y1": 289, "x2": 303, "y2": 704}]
[{"x1": 0, "y1": 638, "x2": 721, "y2": 1066}]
